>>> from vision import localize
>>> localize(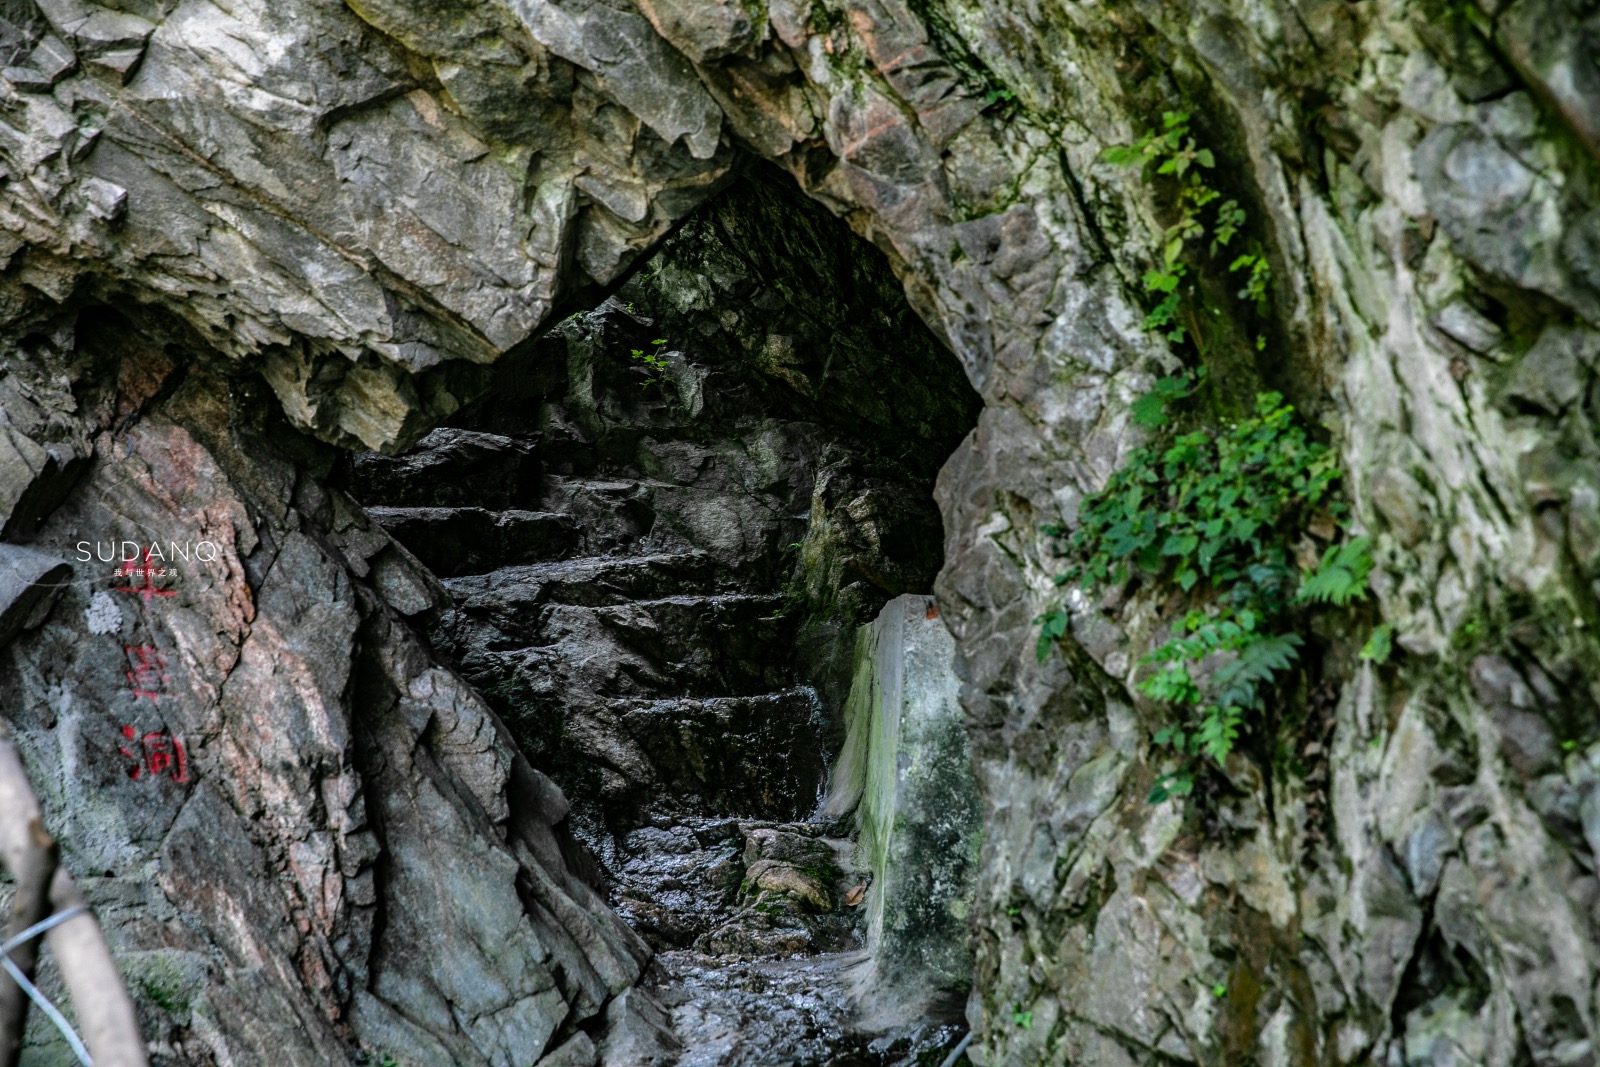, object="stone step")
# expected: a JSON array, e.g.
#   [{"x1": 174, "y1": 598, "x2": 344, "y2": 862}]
[
  {"x1": 442, "y1": 552, "x2": 724, "y2": 611},
  {"x1": 366, "y1": 507, "x2": 578, "y2": 578},
  {"x1": 535, "y1": 476, "x2": 663, "y2": 556},
  {"x1": 613, "y1": 688, "x2": 829, "y2": 823},
  {"x1": 341, "y1": 427, "x2": 538, "y2": 509},
  {"x1": 435, "y1": 591, "x2": 798, "y2": 710}
]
